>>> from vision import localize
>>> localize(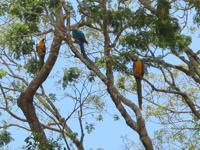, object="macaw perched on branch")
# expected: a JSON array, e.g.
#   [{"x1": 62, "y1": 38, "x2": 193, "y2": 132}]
[
  {"x1": 133, "y1": 57, "x2": 144, "y2": 110},
  {"x1": 36, "y1": 38, "x2": 46, "y2": 67},
  {"x1": 72, "y1": 29, "x2": 88, "y2": 59}
]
